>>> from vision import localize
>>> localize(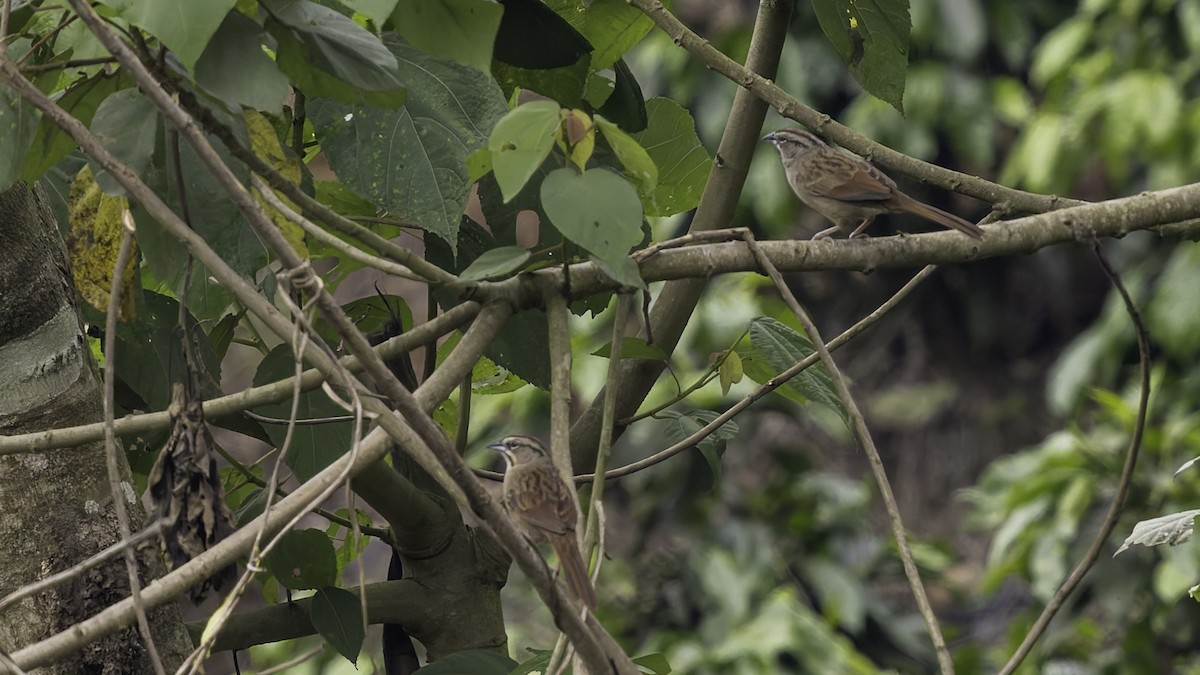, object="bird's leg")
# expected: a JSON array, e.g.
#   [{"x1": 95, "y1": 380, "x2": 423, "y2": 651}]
[
  {"x1": 812, "y1": 224, "x2": 842, "y2": 240},
  {"x1": 848, "y1": 216, "x2": 876, "y2": 239}
]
